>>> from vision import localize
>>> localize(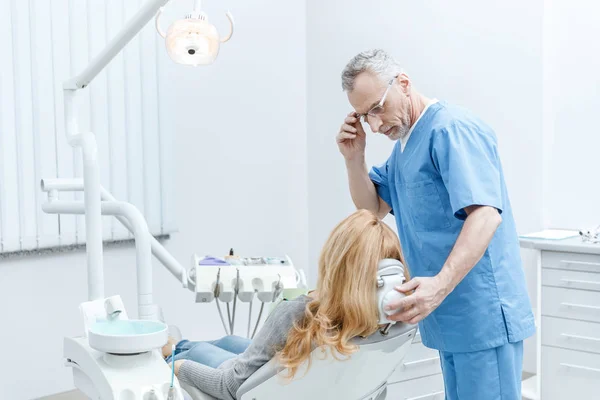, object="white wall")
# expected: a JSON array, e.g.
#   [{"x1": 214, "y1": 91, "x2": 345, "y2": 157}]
[
  {"x1": 543, "y1": 0, "x2": 600, "y2": 230},
  {"x1": 0, "y1": 0, "x2": 307, "y2": 398},
  {"x1": 306, "y1": 0, "x2": 544, "y2": 372}
]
